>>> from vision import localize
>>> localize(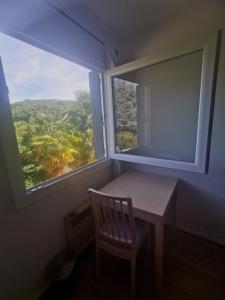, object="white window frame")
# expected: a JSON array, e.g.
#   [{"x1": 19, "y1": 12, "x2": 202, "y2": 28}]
[
  {"x1": 0, "y1": 28, "x2": 109, "y2": 209},
  {"x1": 105, "y1": 32, "x2": 219, "y2": 173}
]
